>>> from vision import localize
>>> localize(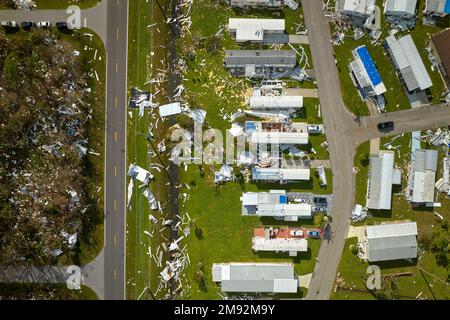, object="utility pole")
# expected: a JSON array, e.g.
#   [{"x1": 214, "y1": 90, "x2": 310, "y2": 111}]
[{"x1": 153, "y1": 0, "x2": 177, "y2": 35}]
